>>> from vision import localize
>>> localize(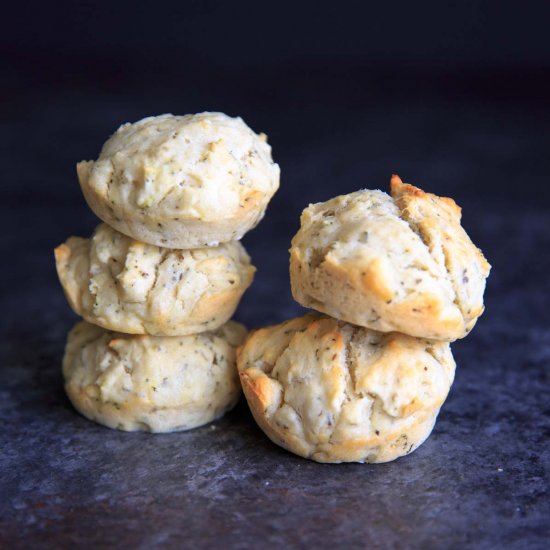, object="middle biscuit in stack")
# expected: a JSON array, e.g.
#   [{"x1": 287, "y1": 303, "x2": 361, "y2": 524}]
[
  {"x1": 56, "y1": 112, "x2": 280, "y2": 433},
  {"x1": 55, "y1": 223, "x2": 255, "y2": 336}
]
